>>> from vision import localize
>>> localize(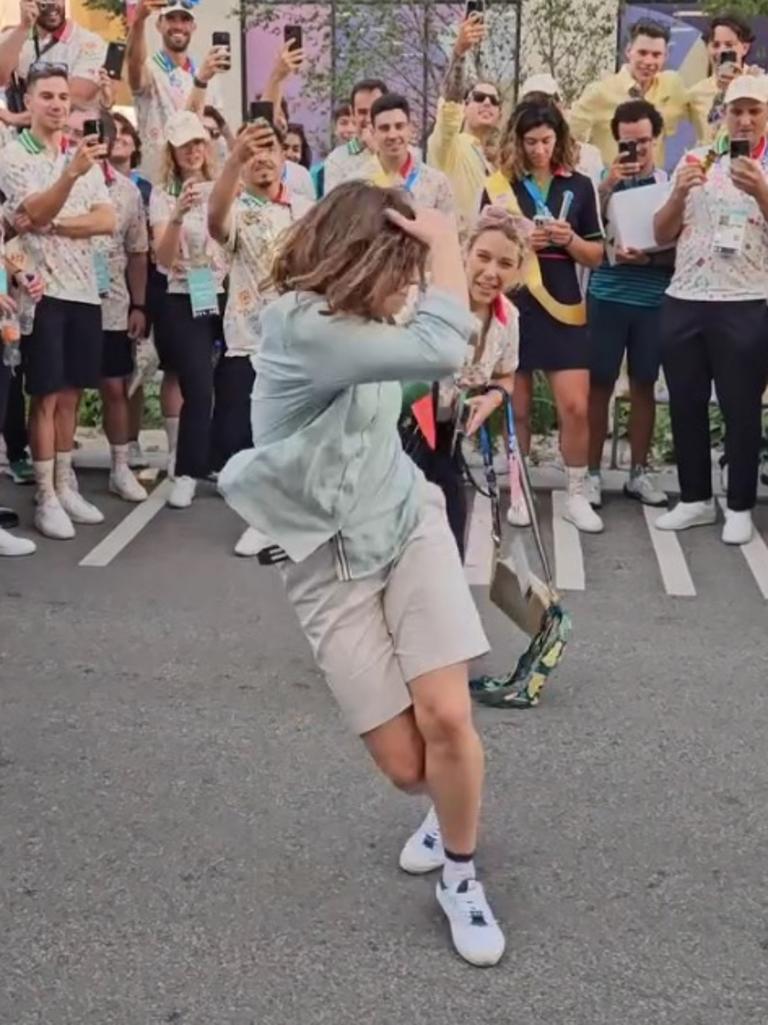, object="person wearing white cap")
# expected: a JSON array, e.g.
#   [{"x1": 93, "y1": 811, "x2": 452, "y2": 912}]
[
  {"x1": 653, "y1": 74, "x2": 768, "y2": 546},
  {"x1": 520, "y1": 73, "x2": 604, "y2": 183},
  {"x1": 127, "y1": 0, "x2": 227, "y2": 186},
  {"x1": 149, "y1": 110, "x2": 229, "y2": 510},
  {"x1": 0, "y1": 0, "x2": 106, "y2": 111}
]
